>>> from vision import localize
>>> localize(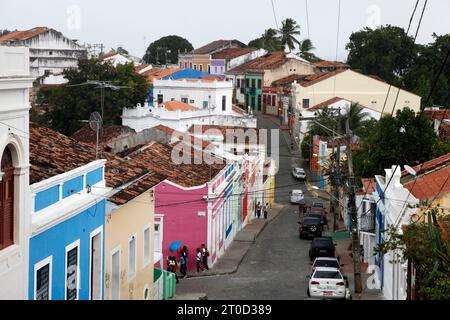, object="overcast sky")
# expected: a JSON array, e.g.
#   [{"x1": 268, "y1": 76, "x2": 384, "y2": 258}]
[{"x1": 1, "y1": 0, "x2": 449, "y2": 61}]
